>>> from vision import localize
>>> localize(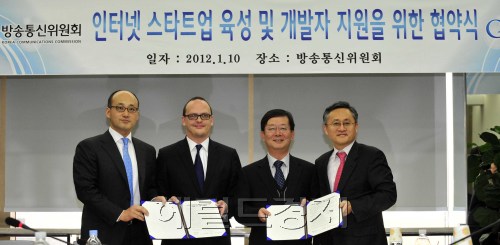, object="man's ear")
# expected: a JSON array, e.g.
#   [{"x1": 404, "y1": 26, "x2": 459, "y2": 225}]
[{"x1": 105, "y1": 107, "x2": 111, "y2": 119}]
